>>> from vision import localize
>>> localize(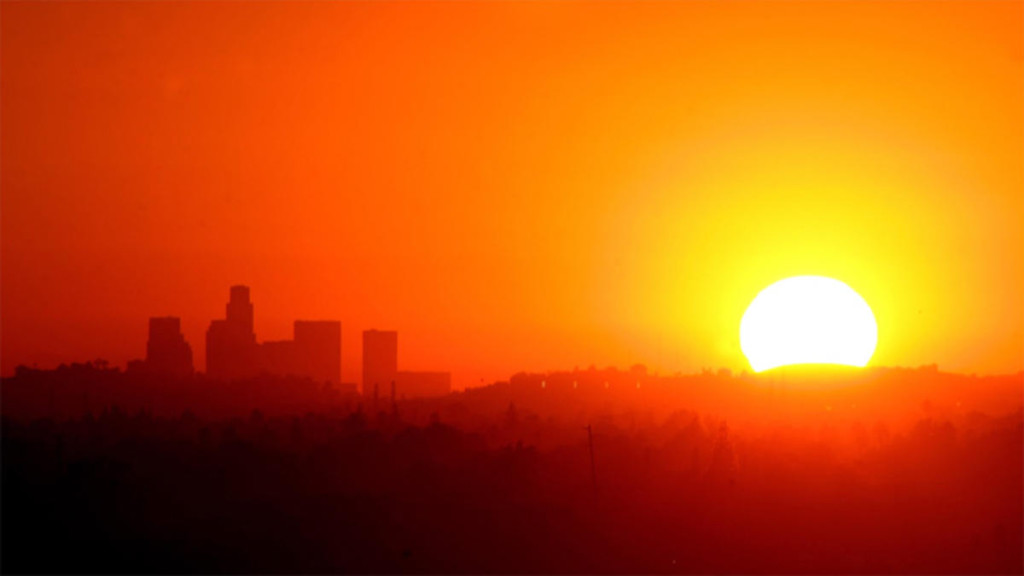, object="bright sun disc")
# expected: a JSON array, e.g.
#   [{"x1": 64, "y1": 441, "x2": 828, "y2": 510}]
[{"x1": 740, "y1": 276, "x2": 878, "y2": 372}]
